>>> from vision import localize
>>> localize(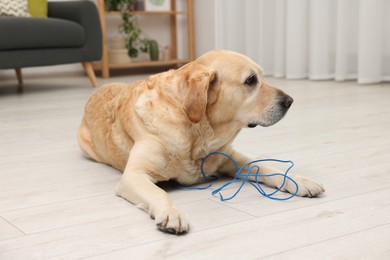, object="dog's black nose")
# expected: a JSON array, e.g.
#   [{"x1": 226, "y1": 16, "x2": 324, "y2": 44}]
[{"x1": 282, "y1": 95, "x2": 294, "y2": 108}]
